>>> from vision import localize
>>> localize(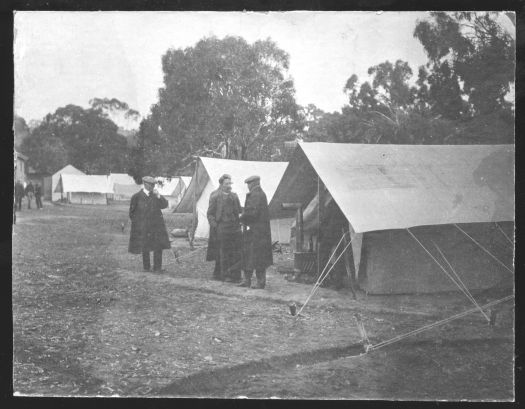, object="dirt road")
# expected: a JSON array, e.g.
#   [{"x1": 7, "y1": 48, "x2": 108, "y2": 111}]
[{"x1": 12, "y1": 203, "x2": 514, "y2": 399}]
